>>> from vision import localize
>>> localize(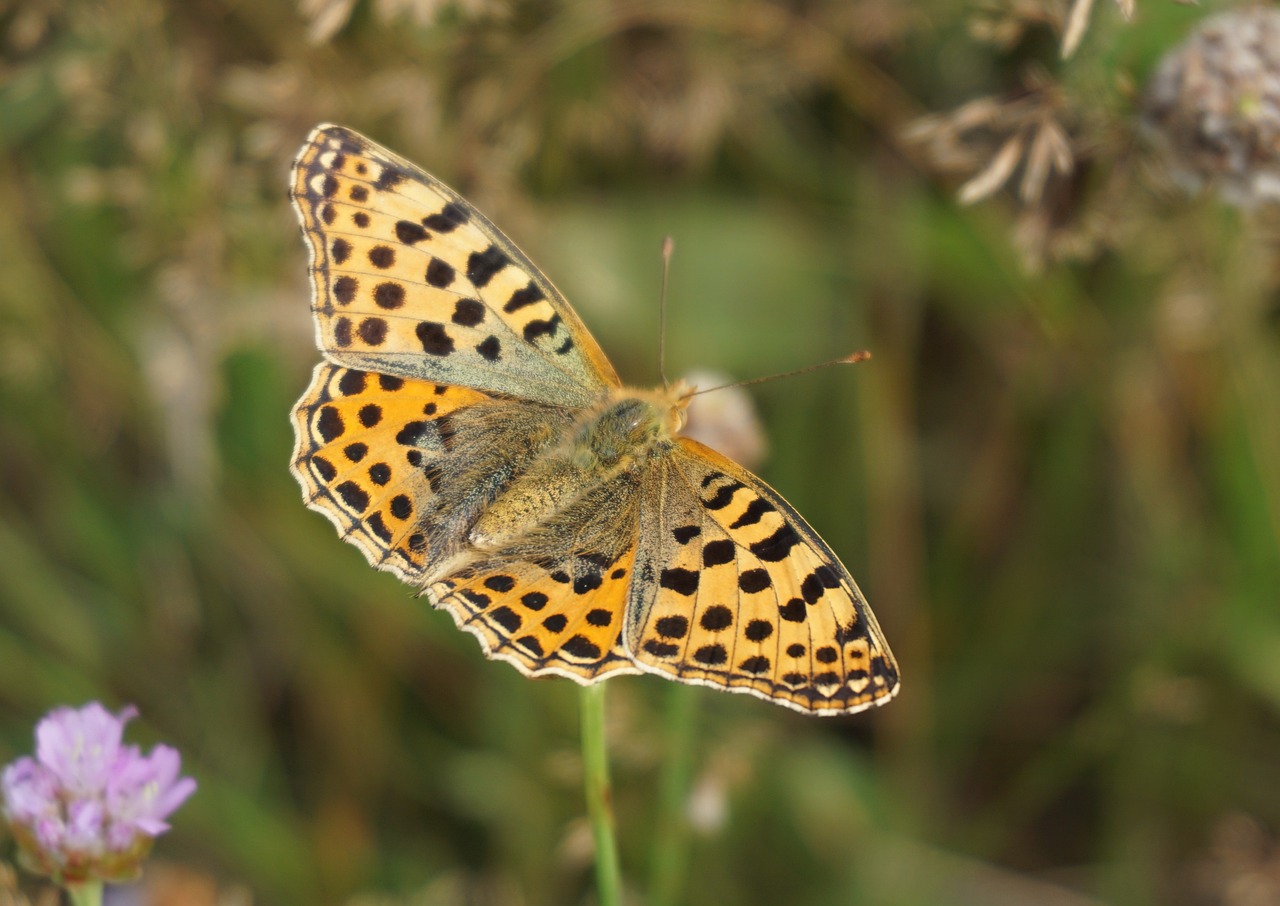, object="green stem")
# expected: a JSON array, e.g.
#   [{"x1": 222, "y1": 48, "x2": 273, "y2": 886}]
[
  {"x1": 580, "y1": 682, "x2": 622, "y2": 906},
  {"x1": 648, "y1": 684, "x2": 698, "y2": 906},
  {"x1": 65, "y1": 880, "x2": 104, "y2": 906}
]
